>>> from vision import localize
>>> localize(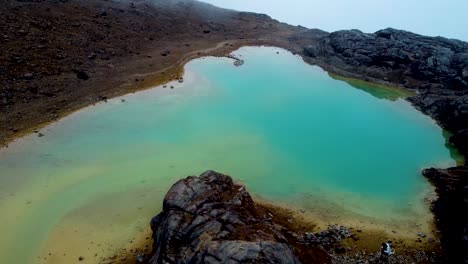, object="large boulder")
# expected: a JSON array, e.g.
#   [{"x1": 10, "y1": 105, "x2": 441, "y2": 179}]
[{"x1": 148, "y1": 171, "x2": 301, "y2": 264}]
